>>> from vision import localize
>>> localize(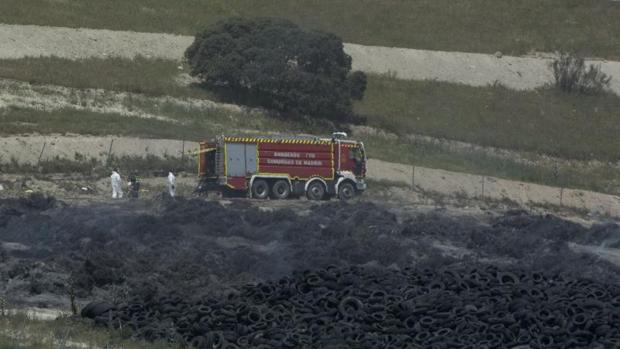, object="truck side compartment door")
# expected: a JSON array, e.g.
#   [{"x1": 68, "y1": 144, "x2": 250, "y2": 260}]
[
  {"x1": 226, "y1": 143, "x2": 246, "y2": 177},
  {"x1": 226, "y1": 143, "x2": 257, "y2": 177},
  {"x1": 245, "y1": 144, "x2": 257, "y2": 175}
]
